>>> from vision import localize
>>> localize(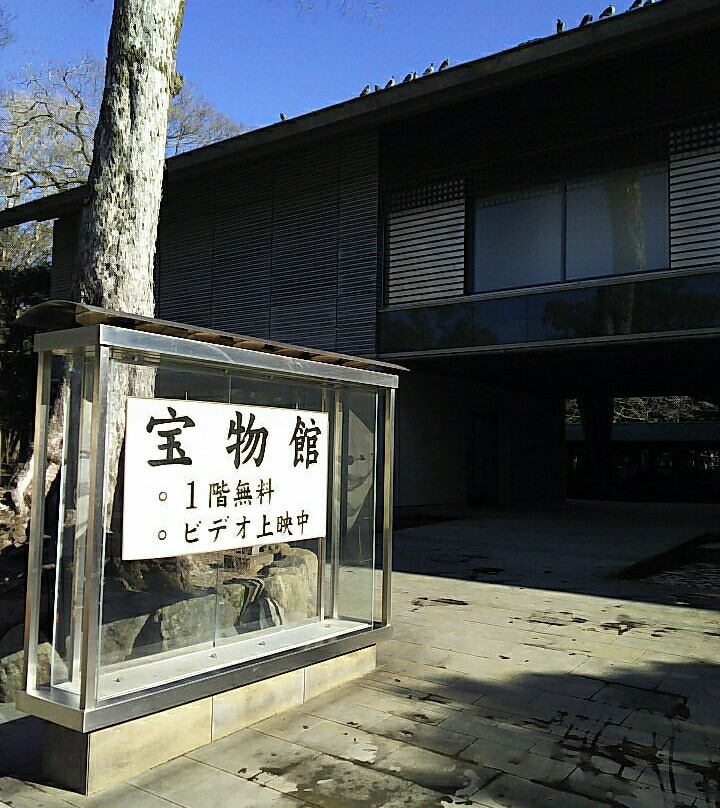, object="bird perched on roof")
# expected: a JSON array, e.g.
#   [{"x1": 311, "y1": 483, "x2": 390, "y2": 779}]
[
  {"x1": 579, "y1": 13, "x2": 593, "y2": 26},
  {"x1": 439, "y1": 58, "x2": 450, "y2": 71},
  {"x1": 279, "y1": 112, "x2": 287, "y2": 121},
  {"x1": 424, "y1": 62, "x2": 435, "y2": 76},
  {"x1": 359, "y1": 84, "x2": 371, "y2": 97},
  {"x1": 557, "y1": 18, "x2": 565, "y2": 33},
  {"x1": 599, "y1": 5, "x2": 615, "y2": 18},
  {"x1": 374, "y1": 84, "x2": 381, "y2": 92},
  {"x1": 384, "y1": 76, "x2": 396, "y2": 89},
  {"x1": 402, "y1": 71, "x2": 417, "y2": 83},
  {"x1": 629, "y1": 0, "x2": 642, "y2": 8}
]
